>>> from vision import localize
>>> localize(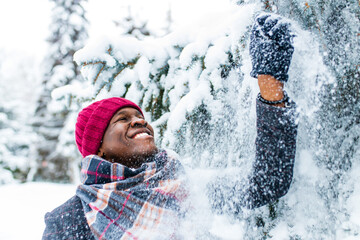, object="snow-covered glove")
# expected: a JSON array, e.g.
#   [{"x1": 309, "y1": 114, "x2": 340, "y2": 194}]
[{"x1": 250, "y1": 13, "x2": 295, "y2": 82}]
